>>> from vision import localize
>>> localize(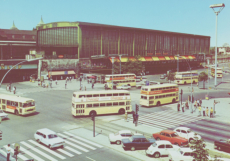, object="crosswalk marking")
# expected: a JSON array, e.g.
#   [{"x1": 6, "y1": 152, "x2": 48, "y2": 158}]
[
  {"x1": 57, "y1": 149, "x2": 74, "y2": 157},
  {"x1": 129, "y1": 110, "x2": 204, "y2": 129},
  {"x1": 65, "y1": 146, "x2": 82, "y2": 155},
  {"x1": 63, "y1": 132, "x2": 103, "y2": 148},
  {"x1": 19, "y1": 146, "x2": 45, "y2": 161},
  {"x1": 0, "y1": 149, "x2": 7, "y2": 157},
  {"x1": 64, "y1": 140, "x2": 89, "y2": 152},
  {"x1": 4, "y1": 145, "x2": 29, "y2": 161},
  {"x1": 21, "y1": 141, "x2": 58, "y2": 161},
  {"x1": 28, "y1": 140, "x2": 66, "y2": 160},
  {"x1": 58, "y1": 133, "x2": 96, "y2": 150}
]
